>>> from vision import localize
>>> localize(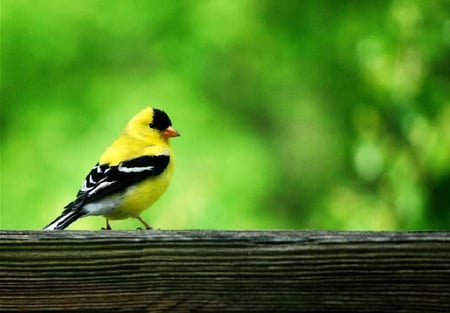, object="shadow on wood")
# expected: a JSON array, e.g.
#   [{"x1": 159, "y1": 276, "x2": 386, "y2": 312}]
[{"x1": 1, "y1": 230, "x2": 449, "y2": 312}]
